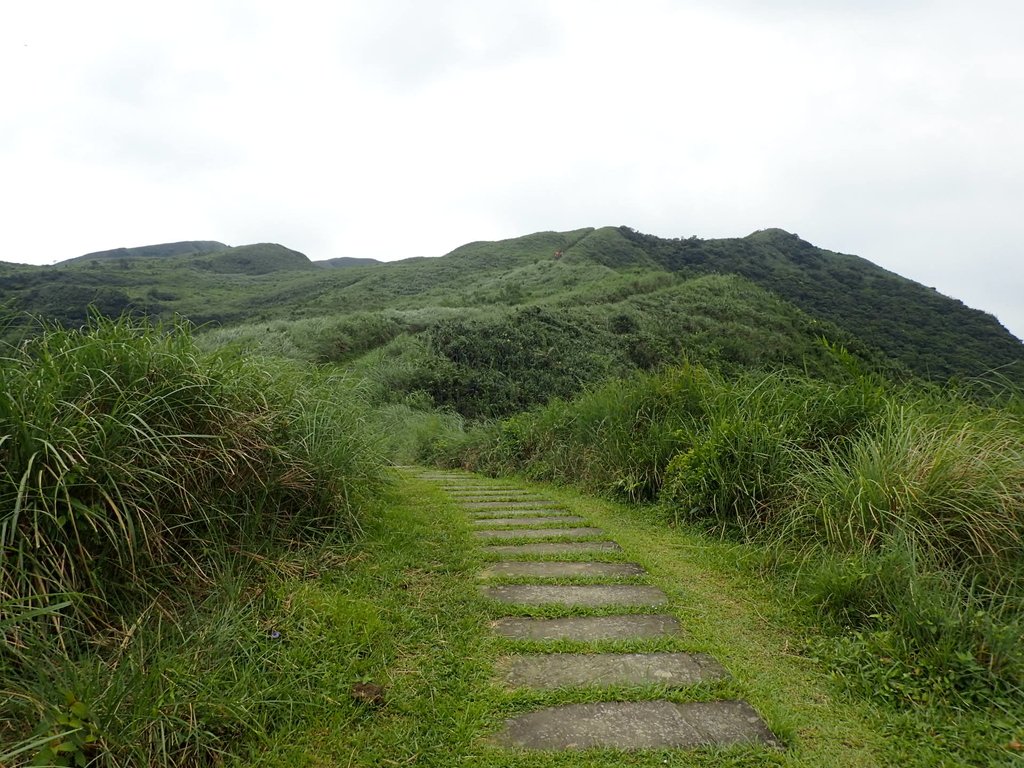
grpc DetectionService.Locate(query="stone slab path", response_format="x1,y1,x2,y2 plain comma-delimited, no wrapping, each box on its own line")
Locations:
479,561,646,578
470,508,567,518
497,652,729,689
483,541,622,556
491,700,778,750
472,527,606,540
482,584,668,607
423,470,781,754
473,515,586,526
491,614,682,641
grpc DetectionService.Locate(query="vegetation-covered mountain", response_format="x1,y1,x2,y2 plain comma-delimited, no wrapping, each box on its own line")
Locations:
2,227,1021,401
68,240,229,263
5,227,1024,766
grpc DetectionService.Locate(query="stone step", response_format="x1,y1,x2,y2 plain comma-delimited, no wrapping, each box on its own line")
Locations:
473,527,604,540
482,541,622,556
456,497,545,504
491,614,680,641
472,516,586,527
491,700,780,750
450,493,540,499
479,562,646,579
464,500,556,509
481,584,667,607
496,652,728,689
470,508,566,518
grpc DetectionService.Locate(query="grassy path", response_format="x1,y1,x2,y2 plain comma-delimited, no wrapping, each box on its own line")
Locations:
233,471,907,766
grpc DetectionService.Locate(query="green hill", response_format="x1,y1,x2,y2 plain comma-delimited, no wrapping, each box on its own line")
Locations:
197,243,315,275
319,256,384,269
1,227,1020,397
69,240,229,262
617,227,1023,380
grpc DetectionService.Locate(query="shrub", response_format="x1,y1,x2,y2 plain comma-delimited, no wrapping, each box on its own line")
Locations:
0,315,386,764
0,315,383,636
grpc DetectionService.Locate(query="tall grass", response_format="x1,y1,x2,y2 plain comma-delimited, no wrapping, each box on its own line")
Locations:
440,361,1024,698
0,315,386,765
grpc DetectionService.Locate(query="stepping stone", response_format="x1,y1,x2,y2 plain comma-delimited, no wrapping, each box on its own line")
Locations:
473,527,604,540
496,652,728,689
491,614,680,641
471,508,566,518
481,584,666,607
465,501,558,510
491,700,779,750
472,516,586,527
448,487,531,492
479,562,645,579
483,541,622,556
449,490,538,496
454,499,544,505
464,500,559,506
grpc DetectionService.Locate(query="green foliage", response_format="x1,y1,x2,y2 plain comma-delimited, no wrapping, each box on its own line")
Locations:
4,225,1019,387
410,307,621,418
0,316,377,628
619,226,1024,382
443,358,1024,702
196,243,315,275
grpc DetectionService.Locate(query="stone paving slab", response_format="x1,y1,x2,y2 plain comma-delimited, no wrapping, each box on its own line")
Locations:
496,652,728,689
481,584,667,607
450,493,544,499
472,516,586,527
462,500,558,507
491,700,779,750
479,562,646,579
471,508,566,518
482,541,622,556
465,500,557,509
456,501,544,507
473,527,605,540
491,614,680,641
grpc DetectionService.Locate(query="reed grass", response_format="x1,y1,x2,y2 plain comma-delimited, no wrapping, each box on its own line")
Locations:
439,360,1024,697
0,315,386,765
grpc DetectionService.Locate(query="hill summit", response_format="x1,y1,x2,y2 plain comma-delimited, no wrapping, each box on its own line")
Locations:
70,240,229,263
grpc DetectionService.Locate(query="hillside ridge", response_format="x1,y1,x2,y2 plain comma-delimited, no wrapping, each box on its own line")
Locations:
2,226,1020,386
69,240,229,263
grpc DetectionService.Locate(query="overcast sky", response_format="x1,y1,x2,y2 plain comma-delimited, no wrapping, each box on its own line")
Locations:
2,1,1022,339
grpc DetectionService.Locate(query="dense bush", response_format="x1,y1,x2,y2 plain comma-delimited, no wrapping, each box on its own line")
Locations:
410,307,621,419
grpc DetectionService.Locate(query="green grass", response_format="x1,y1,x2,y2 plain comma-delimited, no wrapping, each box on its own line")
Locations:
433,363,1024,763
6,458,1021,764
224,471,1004,767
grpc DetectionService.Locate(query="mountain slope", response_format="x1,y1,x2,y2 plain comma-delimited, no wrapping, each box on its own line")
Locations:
197,243,315,275
617,227,1022,380
69,240,229,262
1,227,1020,388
